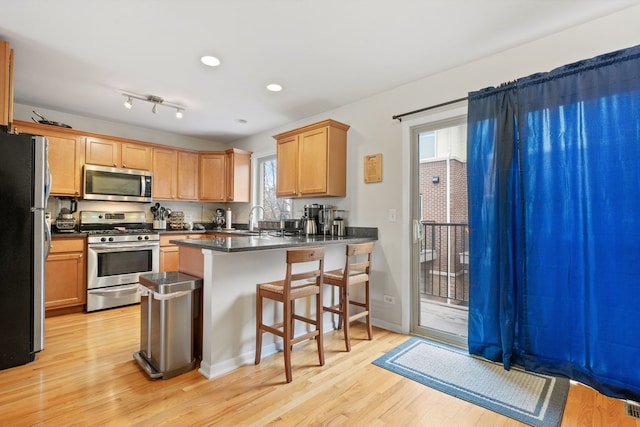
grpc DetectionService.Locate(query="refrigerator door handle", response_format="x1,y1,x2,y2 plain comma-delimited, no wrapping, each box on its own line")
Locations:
44,215,52,258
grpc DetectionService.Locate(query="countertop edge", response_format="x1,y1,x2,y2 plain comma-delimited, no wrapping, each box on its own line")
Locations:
170,235,377,252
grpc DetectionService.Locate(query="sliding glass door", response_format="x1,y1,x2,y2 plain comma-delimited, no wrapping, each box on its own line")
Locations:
410,112,469,348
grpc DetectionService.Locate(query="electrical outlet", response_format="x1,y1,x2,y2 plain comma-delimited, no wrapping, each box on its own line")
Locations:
388,209,397,223
185,214,193,220
383,295,396,304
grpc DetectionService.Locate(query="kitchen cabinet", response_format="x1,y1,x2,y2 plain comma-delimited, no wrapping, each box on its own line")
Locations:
85,136,152,170
45,237,86,316
0,40,14,130
274,119,349,198
153,148,199,201
152,147,178,200
225,148,251,202
178,151,199,200
199,150,251,202
13,121,85,197
198,152,226,202
159,234,204,272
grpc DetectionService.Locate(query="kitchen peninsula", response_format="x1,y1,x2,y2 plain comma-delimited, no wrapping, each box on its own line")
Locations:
172,230,377,379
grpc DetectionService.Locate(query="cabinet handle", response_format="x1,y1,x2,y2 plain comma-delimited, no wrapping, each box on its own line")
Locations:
113,163,117,167
122,164,126,168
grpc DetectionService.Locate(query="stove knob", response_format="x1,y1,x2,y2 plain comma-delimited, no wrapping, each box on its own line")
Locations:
108,237,114,242
138,236,143,241
100,237,107,242
144,235,149,240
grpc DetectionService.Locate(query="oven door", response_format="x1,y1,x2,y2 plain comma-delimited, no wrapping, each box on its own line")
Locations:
87,243,159,290
86,242,159,312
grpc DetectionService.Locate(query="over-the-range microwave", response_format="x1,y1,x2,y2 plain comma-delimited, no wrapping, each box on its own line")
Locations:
83,164,153,202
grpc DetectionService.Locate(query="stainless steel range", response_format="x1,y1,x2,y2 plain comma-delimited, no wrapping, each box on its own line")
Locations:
80,211,159,312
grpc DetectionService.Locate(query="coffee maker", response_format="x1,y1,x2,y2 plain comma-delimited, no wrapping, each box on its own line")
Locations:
303,204,320,235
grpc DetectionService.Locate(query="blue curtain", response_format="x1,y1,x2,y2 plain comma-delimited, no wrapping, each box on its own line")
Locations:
467,45,640,401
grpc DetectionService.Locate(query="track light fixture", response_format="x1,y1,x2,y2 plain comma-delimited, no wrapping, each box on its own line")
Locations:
121,92,185,119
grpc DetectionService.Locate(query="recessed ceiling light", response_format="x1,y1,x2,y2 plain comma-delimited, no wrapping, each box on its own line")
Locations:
266,83,283,92
234,118,248,124
201,55,221,67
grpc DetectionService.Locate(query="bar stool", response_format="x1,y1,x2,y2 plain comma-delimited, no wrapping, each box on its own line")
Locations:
255,247,325,383
322,241,374,351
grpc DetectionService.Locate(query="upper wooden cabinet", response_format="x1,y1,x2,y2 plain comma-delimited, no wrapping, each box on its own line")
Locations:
274,119,349,198
13,119,248,202
152,148,199,201
199,149,251,202
13,121,84,197
177,151,199,200
198,152,226,202
225,148,251,202
0,40,14,130
152,147,178,200
85,136,152,170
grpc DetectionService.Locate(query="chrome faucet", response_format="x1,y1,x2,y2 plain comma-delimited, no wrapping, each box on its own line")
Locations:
248,205,265,231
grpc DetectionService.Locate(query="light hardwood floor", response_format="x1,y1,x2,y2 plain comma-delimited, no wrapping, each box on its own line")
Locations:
0,305,637,426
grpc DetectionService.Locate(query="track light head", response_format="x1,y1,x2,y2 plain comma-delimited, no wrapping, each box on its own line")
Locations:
124,96,133,109
152,103,158,114
175,108,183,119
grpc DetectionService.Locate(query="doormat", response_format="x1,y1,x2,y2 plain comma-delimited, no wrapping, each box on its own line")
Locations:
372,337,569,427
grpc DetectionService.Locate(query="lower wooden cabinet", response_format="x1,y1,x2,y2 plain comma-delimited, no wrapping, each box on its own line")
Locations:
159,234,203,272
46,237,86,316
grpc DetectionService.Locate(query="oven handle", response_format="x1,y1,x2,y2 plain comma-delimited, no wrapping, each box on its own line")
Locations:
88,284,140,298
88,244,159,252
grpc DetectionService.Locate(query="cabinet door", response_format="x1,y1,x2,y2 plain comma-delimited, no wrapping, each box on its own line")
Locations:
160,246,179,272
177,151,198,200
0,41,11,128
276,135,299,197
199,152,226,201
85,137,120,167
298,127,328,195
48,133,84,197
45,252,85,310
152,148,178,200
225,149,251,202
14,122,84,197
121,142,152,170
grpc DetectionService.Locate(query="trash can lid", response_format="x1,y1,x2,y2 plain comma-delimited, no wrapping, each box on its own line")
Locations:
139,272,203,294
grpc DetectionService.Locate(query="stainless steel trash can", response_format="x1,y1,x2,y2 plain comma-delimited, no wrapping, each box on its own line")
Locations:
133,272,202,380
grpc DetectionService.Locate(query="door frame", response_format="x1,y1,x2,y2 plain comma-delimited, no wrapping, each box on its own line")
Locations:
401,103,468,346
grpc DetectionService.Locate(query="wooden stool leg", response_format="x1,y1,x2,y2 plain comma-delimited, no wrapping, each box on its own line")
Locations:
365,281,373,340
283,298,293,383
343,285,351,352
316,290,324,366
255,288,263,365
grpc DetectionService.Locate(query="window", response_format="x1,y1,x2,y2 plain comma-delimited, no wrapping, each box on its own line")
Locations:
257,154,291,220
419,131,436,161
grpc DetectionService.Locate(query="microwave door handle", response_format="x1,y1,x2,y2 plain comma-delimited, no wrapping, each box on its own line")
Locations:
140,175,146,197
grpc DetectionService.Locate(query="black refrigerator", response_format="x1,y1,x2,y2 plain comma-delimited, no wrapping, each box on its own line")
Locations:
0,131,50,370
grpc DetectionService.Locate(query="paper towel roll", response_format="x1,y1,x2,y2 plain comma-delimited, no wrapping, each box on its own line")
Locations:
225,208,232,229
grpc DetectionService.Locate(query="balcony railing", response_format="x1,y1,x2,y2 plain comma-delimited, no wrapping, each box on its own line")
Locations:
419,222,469,306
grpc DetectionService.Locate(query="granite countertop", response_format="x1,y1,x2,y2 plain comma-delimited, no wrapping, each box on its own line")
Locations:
170,228,377,253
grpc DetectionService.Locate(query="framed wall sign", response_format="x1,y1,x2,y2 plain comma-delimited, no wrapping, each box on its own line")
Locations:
364,153,382,183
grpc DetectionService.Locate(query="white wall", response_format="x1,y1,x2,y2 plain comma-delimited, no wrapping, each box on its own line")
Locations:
229,6,640,334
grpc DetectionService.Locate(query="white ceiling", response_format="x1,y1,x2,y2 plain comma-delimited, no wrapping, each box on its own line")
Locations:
2,1,638,143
